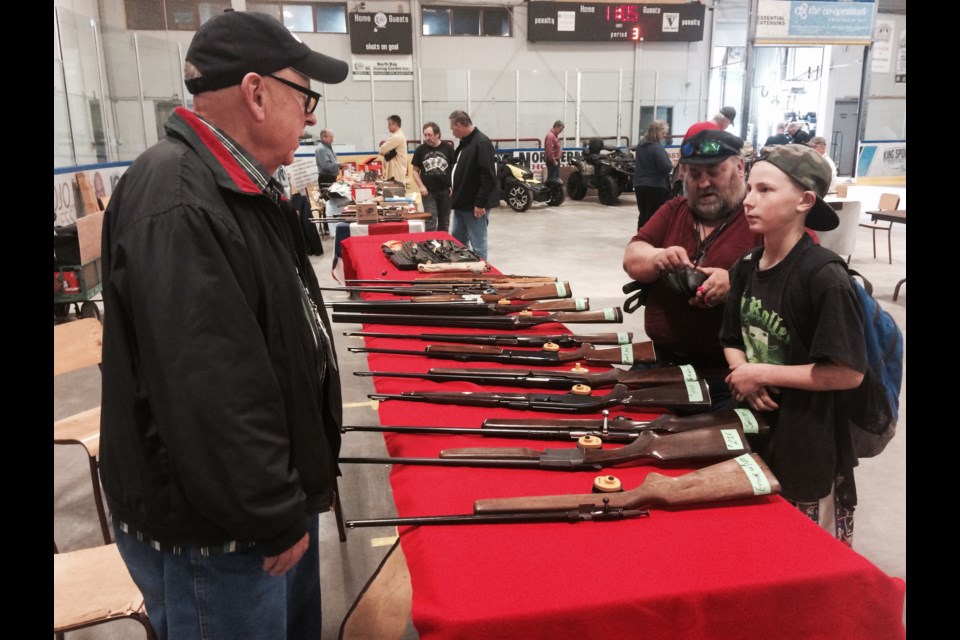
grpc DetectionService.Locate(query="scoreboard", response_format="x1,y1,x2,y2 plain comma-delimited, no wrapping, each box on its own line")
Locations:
527,2,706,43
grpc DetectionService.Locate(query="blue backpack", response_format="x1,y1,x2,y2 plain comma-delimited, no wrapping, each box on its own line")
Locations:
844,271,903,457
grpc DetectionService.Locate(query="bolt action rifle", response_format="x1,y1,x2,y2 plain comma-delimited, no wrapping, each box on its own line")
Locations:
344,331,634,347
331,308,624,329
368,381,710,413
327,297,590,316
339,422,750,471
348,341,655,366
354,362,686,388
320,281,575,301
340,408,770,443
345,453,780,527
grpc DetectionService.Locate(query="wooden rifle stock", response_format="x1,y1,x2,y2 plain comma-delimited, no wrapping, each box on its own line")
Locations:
475,453,780,513
437,425,750,468
367,381,711,413
354,363,689,389
344,454,780,527
331,308,624,329
343,331,635,347
348,342,656,366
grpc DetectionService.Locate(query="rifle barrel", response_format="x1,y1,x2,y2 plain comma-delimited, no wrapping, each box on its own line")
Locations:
339,456,549,469
339,424,643,442
346,508,649,528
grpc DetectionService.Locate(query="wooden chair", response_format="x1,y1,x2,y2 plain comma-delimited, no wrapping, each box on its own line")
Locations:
859,193,901,264
54,318,111,544
54,542,156,639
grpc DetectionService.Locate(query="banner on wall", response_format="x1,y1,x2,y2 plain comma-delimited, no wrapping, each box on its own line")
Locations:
755,0,877,45
54,165,128,227
871,18,894,73
351,55,414,80
895,29,906,83
856,141,906,180
349,12,412,54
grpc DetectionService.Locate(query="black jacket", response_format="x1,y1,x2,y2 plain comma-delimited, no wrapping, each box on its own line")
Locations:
99,108,342,556
451,128,500,210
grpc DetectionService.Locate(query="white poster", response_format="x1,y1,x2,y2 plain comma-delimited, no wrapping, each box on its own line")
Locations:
352,55,413,80
871,19,894,73
895,29,906,82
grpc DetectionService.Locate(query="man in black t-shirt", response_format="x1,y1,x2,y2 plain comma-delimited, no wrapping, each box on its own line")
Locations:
411,122,455,232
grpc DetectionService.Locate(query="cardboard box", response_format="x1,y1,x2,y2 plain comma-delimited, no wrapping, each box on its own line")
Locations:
356,203,378,224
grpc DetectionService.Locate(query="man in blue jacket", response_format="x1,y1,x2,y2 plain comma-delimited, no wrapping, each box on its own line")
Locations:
448,110,499,260
99,10,347,638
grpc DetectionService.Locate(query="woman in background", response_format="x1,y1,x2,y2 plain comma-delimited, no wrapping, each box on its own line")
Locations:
633,120,674,229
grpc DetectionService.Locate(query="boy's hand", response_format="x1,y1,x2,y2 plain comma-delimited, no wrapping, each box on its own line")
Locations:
726,363,780,410
690,267,729,308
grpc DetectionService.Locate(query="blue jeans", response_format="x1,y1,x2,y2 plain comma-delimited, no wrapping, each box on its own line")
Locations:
451,208,489,260
421,189,452,233
114,514,321,640
546,162,560,183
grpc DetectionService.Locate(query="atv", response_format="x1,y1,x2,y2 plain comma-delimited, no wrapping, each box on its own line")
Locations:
566,138,635,206
498,156,565,212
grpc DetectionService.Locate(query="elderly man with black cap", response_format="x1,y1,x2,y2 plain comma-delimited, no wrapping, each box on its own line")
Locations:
622,128,762,410
99,10,349,638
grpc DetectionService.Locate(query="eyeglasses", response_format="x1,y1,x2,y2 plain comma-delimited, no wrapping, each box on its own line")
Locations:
680,138,740,159
265,74,320,115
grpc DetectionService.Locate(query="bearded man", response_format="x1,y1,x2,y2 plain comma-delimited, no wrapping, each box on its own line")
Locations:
622,129,761,410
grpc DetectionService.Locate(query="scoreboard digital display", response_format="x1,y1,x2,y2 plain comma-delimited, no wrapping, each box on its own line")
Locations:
527,2,706,43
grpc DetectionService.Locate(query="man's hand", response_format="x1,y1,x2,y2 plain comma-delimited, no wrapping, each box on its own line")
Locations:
653,246,695,274
473,206,487,218
726,363,780,411
419,187,429,197
262,532,309,577
690,267,730,308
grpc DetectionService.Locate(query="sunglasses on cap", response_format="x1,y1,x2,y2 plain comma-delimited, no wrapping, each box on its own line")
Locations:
680,138,741,159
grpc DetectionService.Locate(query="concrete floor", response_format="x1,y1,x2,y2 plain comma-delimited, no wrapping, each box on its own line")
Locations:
54,186,906,638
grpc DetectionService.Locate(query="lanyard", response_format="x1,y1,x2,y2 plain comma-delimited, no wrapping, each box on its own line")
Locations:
692,215,731,266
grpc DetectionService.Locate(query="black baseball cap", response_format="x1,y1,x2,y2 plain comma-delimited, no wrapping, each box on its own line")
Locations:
185,10,349,95
720,106,737,124
679,130,744,166
755,145,839,231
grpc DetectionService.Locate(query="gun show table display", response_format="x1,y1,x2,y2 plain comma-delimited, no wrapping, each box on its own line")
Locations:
335,232,906,640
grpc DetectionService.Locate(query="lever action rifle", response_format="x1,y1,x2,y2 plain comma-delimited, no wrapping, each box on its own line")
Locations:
354,363,688,389
368,381,711,413
331,308,624,329
345,453,780,527
348,341,655,366
339,423,750,471
344,331,634,347
340,408,770,443
327,297,590,316
320,281,574,301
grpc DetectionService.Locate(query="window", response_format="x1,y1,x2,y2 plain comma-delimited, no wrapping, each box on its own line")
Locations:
422,6,511,37
125,1,230,31
126,1,348,33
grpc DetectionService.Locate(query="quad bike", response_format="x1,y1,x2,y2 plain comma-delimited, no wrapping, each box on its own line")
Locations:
498,157,565,212
565,138,635,206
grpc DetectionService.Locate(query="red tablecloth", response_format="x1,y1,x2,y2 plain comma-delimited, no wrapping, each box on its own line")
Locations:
339,232,906,640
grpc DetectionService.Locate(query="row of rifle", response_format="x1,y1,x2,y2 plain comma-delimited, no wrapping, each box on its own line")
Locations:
328,272,781,527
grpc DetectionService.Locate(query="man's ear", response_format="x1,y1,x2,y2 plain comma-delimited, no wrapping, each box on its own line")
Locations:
240,73,268,122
